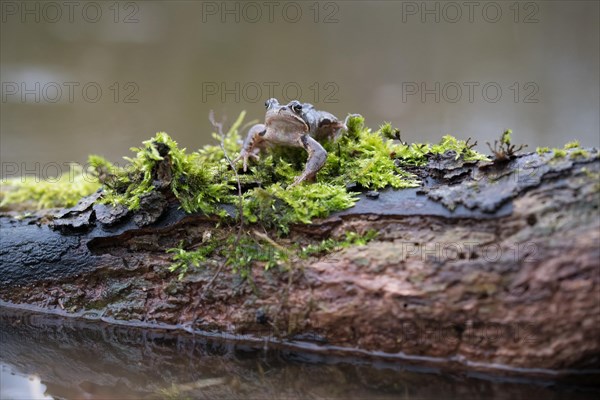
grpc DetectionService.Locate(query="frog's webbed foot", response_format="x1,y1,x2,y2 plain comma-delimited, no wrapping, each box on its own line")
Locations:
233,124,266,172
290,135,327,187
233,150,261,172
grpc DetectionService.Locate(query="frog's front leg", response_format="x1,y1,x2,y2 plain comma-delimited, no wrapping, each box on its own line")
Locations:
290,135,328,187
233,123,266,171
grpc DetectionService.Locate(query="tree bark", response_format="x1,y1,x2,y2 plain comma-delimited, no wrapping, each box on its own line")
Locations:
1,149,599,378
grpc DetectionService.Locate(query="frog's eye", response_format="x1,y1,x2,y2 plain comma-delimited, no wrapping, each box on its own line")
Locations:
292,103,303,113
265,98,278,109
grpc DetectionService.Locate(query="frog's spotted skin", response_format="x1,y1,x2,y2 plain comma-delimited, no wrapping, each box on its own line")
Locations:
234,98,353,186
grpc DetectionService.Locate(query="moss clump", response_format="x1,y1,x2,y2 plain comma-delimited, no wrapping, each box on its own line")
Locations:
299,230,377,258
318,117,420,189
315,117,487,190
552,149,567,159
243,182,358,233
224,234,291,278
536,147,550,155
501,129,512,145
569,149,590,159
550,142,594,160
197,111,251,165
379,122,401,140
431,135,489,162
390,134,488,167
166,231,288,280
167,239,219,280
564,140,581,149
93,132,233,215
0,164,99,210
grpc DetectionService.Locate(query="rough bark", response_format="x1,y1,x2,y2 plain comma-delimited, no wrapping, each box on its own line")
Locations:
1,149,599,379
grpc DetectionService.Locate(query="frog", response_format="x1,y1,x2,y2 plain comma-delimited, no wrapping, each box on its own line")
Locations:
233,98,354,186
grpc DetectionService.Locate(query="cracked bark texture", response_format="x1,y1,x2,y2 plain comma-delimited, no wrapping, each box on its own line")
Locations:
0,149,599,377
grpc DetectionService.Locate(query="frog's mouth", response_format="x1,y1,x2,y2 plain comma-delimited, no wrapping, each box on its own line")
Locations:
267,107,309,130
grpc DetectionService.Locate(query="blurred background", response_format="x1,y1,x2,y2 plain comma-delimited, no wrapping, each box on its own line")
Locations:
1,0,598,175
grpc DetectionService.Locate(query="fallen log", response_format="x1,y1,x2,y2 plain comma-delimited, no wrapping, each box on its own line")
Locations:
1,146,599,379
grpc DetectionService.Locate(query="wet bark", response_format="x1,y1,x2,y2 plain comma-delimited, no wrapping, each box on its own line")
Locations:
1,149,599,378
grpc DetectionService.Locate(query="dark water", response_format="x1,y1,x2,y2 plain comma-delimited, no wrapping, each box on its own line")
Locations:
1,307,598,400
1,1,599,176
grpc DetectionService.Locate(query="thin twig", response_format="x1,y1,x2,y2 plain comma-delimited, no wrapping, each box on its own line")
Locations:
209,110,245,236
202,111,245,296
252,229,288,252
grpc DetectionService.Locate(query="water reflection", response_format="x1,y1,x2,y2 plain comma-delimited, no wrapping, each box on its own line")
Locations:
1,307,598,400
0,363,52,400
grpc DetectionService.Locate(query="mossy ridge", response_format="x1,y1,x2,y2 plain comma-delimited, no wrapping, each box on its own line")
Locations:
8,114,591,229
1,113,492,219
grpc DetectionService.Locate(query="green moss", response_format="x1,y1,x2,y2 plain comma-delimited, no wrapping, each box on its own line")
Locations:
501,129,512,145
552,149,567,159
536,147,550,155
487,129,527,161
569,149,590,159
564,140,580,149
226,234,290,278
379,122,400,140
299,230,377,258
167,229,377,280
166,232,287,280
95,132,232,215
319,119,421,189
431,135,489,162
0,164,99,210
391,134,488,167
167,239,219,280
243,182,358,233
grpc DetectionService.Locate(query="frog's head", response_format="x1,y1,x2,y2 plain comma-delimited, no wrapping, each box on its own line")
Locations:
264,98,309,132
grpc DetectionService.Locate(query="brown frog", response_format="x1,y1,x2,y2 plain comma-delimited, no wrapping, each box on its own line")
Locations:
234,98,354,186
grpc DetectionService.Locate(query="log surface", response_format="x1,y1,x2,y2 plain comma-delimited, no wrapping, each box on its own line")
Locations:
1,149,599,376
